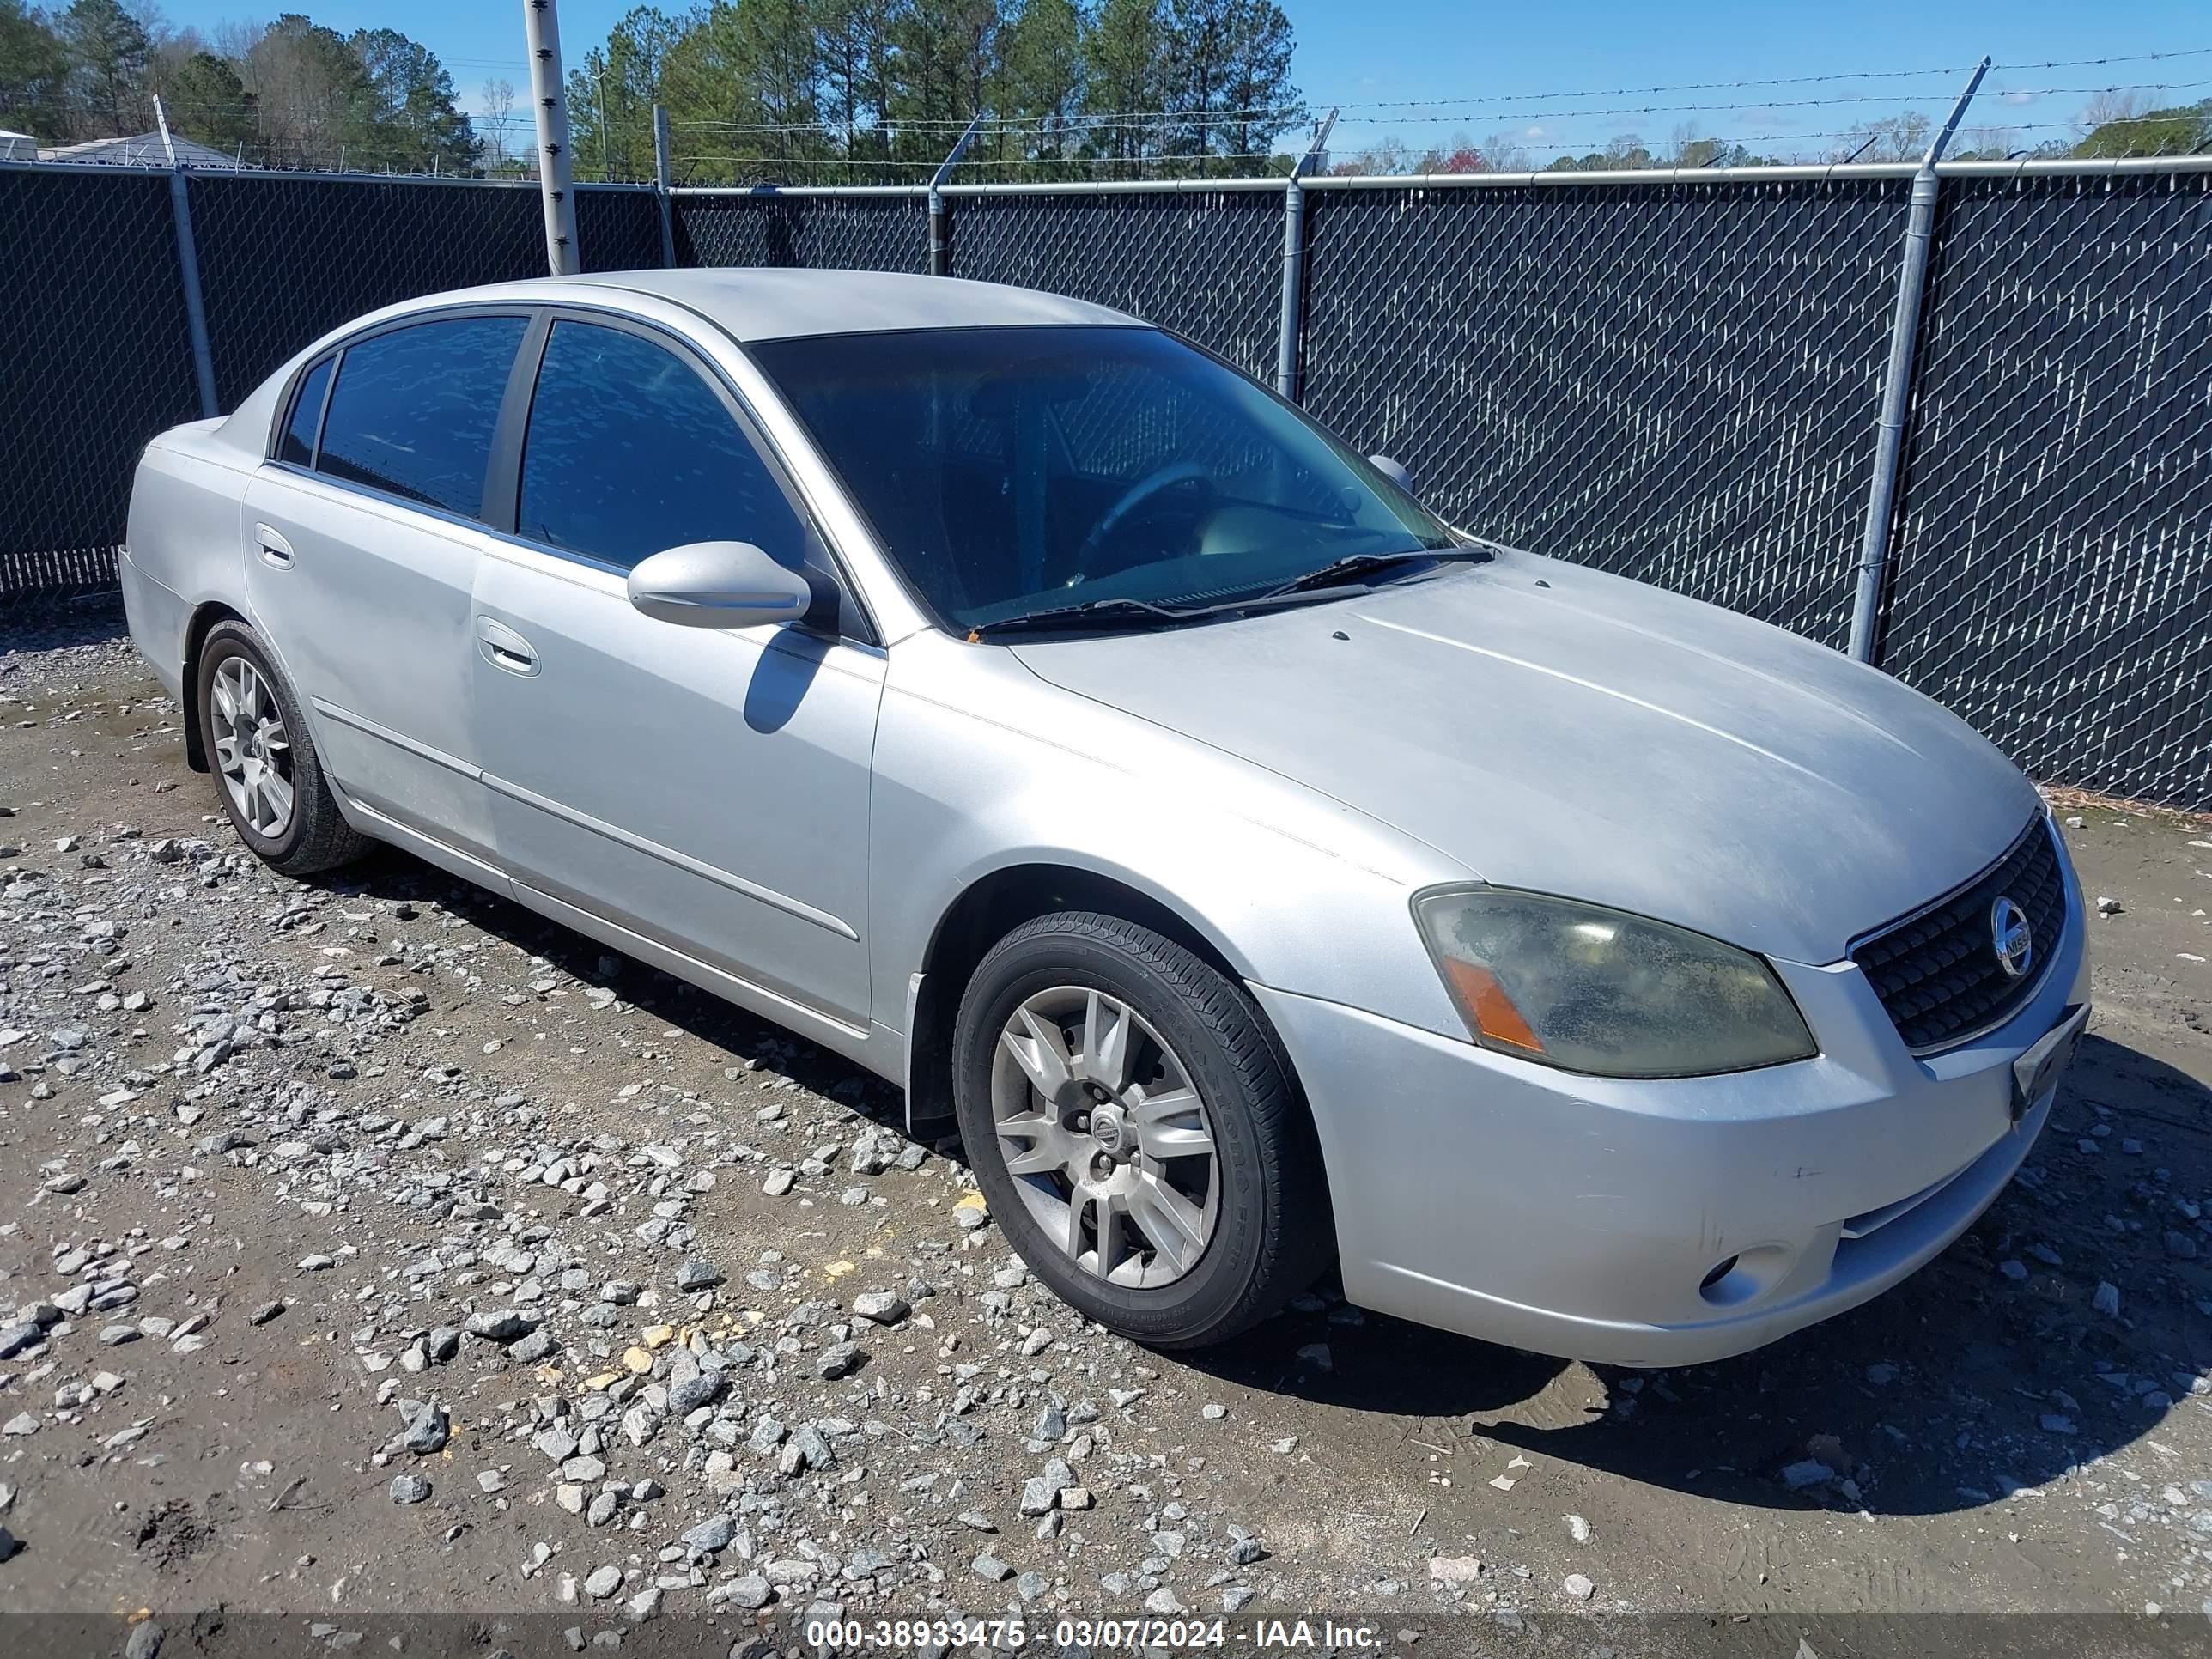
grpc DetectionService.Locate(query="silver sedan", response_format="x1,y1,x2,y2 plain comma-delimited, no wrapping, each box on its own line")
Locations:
120,270,2088,1363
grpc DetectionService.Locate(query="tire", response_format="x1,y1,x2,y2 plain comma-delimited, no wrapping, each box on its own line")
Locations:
195,621,368,877
951,910,1330,1350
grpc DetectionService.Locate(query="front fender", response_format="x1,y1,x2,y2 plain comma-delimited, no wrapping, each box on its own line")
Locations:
867,632,1470,1041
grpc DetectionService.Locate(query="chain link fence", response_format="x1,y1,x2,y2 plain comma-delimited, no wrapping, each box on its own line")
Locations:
944,187,1286,380
1302,178,1909,648
0,170,665,599
576,185,666,275
1881,169,2212,806
0,167,198,592
191,175,544,410
2,156,2207,808
675,191,924,271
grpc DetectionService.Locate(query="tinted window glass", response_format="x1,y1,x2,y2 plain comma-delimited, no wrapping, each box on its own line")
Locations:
750,326,1454,630
317,315,526,516
518,321,807,573
279,356,331,466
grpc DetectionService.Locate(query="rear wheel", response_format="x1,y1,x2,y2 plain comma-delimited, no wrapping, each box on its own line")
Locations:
196,621,367,876
951,910,1329,1349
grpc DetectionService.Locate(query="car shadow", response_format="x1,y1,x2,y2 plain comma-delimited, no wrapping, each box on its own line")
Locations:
308,842,911,1119
1182,1031,2212,1518
0,588,125,653
310,836,2209,1520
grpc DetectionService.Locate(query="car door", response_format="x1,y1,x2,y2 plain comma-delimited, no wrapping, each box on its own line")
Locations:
471,312,883,1033
243,310,529,863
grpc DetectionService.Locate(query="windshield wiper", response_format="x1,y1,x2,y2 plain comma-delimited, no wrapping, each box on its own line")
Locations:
966,596,1206,641
968,584,1367,641
1262,545,1490,599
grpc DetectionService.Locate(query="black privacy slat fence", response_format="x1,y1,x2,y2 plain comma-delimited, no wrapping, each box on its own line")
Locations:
0,167,198,590
1300,178,1909,647
2,156,2208,811
1881,170,2212,807
190,175,547,410
945,187,1287,380
673,192,924,272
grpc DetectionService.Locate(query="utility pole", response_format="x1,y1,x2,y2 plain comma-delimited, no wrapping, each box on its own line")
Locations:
523,0,580,276
927,116,981,278
1275,108,1338,403
1847,57,1987,664
653,104,675,268
154,94,218,420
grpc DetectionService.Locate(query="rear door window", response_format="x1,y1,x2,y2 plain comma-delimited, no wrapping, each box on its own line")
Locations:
316,314,526,518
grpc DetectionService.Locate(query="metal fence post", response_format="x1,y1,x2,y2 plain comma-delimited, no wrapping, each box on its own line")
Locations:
928,118,981,276
155,95,218,418
1847,58,1987,664
1275,110,1337,403
653,104,676,266
523,0,581,276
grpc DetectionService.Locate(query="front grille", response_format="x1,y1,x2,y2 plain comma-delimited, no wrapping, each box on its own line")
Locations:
1850,818,2068,1052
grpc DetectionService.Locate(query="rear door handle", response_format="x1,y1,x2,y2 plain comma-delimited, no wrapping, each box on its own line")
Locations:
255,524,295,568
476,615,540,677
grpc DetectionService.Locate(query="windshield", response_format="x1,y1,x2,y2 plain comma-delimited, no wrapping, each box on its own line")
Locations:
748,325,1458,632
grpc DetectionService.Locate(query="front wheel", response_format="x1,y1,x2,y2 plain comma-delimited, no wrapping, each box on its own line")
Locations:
951,911,1330,1349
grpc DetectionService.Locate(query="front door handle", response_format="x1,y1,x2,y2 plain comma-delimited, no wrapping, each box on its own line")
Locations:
476,615,540,677
255,524,295,568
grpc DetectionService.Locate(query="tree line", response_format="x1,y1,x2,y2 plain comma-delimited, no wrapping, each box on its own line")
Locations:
4,1,2201,182
0,1,482,173
568,0,1304,183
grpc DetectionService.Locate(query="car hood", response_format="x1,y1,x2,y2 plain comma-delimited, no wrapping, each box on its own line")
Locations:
1008,551,2043,965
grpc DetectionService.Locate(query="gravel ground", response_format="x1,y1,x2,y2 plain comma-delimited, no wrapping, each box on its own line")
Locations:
3,605,2211,1655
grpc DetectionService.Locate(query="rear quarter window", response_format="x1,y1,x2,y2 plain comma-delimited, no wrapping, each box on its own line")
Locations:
315,315,526,518
278,356,332,466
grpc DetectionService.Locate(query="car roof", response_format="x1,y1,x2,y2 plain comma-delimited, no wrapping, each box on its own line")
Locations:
546,268,1145,342
215,270,1154,476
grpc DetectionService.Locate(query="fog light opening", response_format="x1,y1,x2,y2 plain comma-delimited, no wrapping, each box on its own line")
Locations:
1697,1243,1794,1309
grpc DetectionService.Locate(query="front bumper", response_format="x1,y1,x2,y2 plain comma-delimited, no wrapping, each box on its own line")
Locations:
1255,862,2088,1368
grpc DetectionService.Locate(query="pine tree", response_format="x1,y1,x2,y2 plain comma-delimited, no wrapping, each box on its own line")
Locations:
59,0,149,137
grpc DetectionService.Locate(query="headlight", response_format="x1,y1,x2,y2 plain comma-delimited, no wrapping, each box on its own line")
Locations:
1412,887,1817,1079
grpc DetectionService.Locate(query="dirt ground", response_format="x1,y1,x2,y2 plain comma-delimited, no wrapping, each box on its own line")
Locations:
3,599,2210,1658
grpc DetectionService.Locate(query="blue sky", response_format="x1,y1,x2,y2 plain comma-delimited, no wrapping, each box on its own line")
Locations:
159,0,2212,162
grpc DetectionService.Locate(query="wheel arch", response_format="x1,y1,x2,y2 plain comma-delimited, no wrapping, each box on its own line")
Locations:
904,860,1261,1131
179,600,251,773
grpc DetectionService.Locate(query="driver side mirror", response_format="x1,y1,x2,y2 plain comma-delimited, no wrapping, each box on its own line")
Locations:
627,540,812,629
1368,454,1415,495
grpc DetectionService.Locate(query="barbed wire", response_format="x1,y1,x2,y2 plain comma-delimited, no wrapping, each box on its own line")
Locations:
660,78,2212,142
1306,44,2212,110
49,43,2205,136
665,105,2212,173
22,43,2207,179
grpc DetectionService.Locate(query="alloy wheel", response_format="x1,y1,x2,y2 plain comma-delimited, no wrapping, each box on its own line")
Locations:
210,655,295,838
989,985,1220,1287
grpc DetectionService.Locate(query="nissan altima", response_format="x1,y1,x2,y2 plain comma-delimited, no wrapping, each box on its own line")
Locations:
119,269,2088,1363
